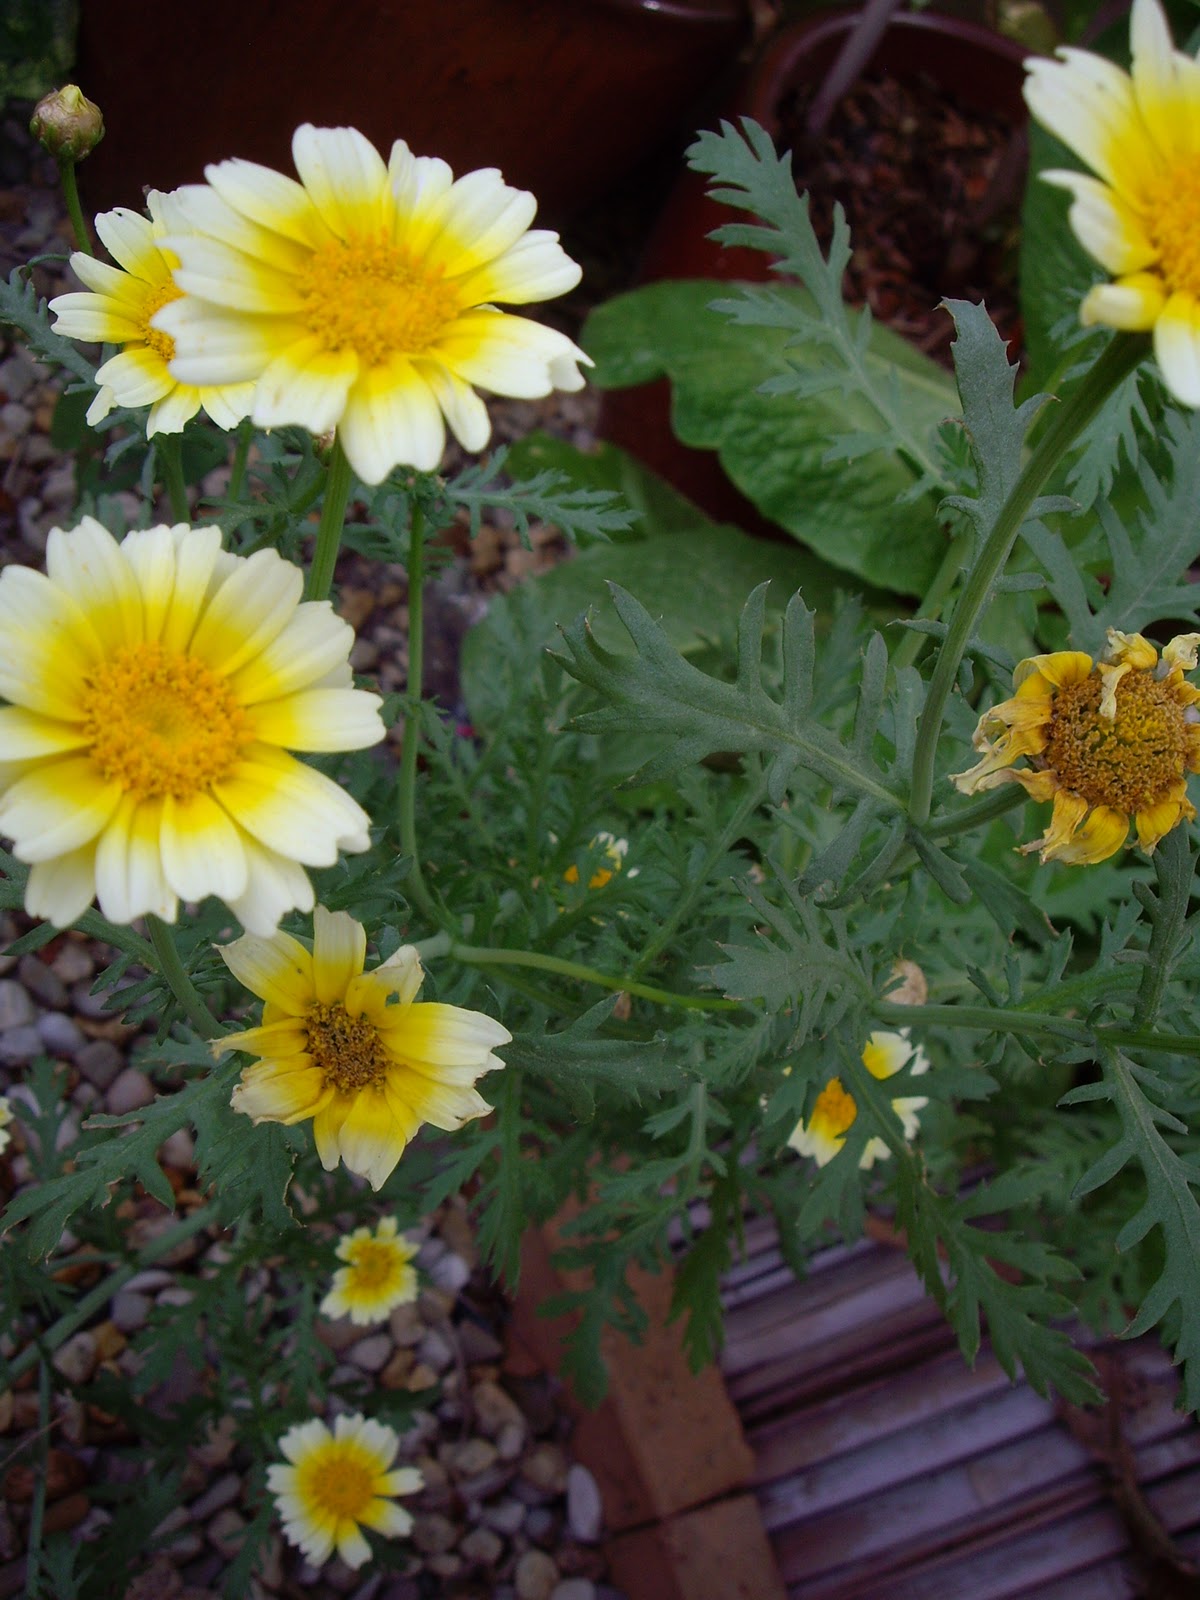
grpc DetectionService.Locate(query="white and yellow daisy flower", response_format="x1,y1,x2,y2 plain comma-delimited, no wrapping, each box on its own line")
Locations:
154,124,590,485
268,1412,422,1569
0,1097,13,1156
0,518,383,933
788,1030,930,1169
563,831,632,890
320,1216,419,1326
1024,0,1200,403
49,190,256,436
217,906,510,1189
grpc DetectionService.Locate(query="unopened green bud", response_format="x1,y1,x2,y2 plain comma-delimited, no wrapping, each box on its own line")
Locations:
30,85,105,164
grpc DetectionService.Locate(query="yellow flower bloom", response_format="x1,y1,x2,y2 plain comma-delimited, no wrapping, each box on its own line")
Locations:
267,1412,422,1569
1023,0,1200,403
787,1030,930,1169
49,191,255,436
320,1216,419,1326
218,906,510,1190
0,1097,13,1156
563,831,631,890
154,124,589,485
953,629,1200,864
0,518,382,932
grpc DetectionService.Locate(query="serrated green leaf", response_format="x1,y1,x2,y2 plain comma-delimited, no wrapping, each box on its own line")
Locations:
506,999,680,1118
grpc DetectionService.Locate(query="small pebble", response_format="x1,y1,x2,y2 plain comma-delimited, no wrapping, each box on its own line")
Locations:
522,1442,569,1496
75,1038,123,1089
188,1472,241,1521
50,942,93,984
457,1321,504,1364
566,1464,603,1544
411,1511,458,1555
389,1302,423,1346
552,1583,597,1600
496,1420,528,1460
0,1025,42,1065
52,1331,97,1385
207,1507,246,1559
315,1317,362,1353
429,1251,471,1294
472,1379,525,1436
18,955,67,1008
526,1507,561,1547
35,1012,85,1056
106,1067,154,1115
348,1333,392,1373
447,1437,497,1478
416,1327,454,1373
516,1549,560,1600
460,1525,504,1566
109,1291,152,1334
484,1499,527,1537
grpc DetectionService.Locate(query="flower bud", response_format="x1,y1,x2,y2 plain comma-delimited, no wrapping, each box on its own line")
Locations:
30,86,105,163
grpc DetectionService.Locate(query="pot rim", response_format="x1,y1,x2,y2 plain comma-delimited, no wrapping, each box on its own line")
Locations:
742,7,1032,131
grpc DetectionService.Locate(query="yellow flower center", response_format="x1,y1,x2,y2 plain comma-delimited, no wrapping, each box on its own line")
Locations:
811,1077,858,1139
1147,163,1200,299
140,281,183,363
306,1001,391,1093
346,1238,402,1292
1045,668,1189,812
297,233,461,366
80,643,247,802
307,1446,375,1520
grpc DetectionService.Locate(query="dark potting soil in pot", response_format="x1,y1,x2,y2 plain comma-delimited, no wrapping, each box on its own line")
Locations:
777,68,1025,367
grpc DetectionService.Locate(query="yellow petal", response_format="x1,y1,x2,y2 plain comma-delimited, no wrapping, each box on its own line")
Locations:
311,906,367,1004
219,927,315,1012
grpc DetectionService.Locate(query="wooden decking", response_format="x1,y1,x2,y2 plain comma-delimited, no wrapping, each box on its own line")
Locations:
719,1216,1200,1598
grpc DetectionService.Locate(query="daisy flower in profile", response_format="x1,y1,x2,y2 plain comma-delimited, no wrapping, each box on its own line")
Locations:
155,124,590,485
563,831,632,890
0,518,383,933
268,1412,422,1569
217,906,510,1189
788,1031,930,1169
49,190,255,436
0,1097,13,1156
320,1217,419,1326
1024,0,1200,403
953,630,1200,865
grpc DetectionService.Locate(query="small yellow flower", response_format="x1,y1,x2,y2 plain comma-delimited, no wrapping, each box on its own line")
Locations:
788,1031,930,1169
49,191,255,436
267,1412,422,1569
0,519,382,932
563,831,630,890
320,1217,419,1326
0,1097,13,1156
953,630,1200,864
217,906,510,1190
154,124,590,485
1023,0,1200,404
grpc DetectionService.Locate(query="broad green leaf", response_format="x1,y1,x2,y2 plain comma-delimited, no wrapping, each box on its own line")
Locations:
583,278,956,593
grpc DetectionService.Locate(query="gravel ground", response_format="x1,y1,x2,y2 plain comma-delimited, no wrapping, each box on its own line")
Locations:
0,110,622,1600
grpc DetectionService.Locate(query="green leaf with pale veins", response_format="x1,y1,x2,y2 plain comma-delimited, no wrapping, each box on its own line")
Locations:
583,277,955,593
507,999,681,1118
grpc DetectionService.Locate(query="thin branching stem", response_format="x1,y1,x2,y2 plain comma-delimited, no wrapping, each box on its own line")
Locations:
147,915,221,1037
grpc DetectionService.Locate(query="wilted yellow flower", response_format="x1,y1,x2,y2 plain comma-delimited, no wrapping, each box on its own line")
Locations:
0,519,382,932
953,630,1200,864
788,1031,929,1169
218,906,509,1190
0,1097,13,1156
154,124,589,484
49,191,255,436
320,1217,419,1326
1024,0,1200,403
268,1413,421,1569
563,831,631,890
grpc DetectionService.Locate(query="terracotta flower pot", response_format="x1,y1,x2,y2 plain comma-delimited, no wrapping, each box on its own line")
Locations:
75,0,751,221
599,8,1031,532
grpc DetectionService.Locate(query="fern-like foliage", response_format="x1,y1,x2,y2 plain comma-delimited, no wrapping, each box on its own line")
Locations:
555,582,903,811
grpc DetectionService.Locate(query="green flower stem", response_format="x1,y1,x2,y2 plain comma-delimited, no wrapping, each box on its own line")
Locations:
924,784,1026,843
146,914,221,1037
7,1203,215,1386
58,160,92,255
907,331,1152,825
398,501,438,923
891,533,972,672
451,942,741,1012
874,997,1200,1058
305,437,354,603
157,433,189,522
